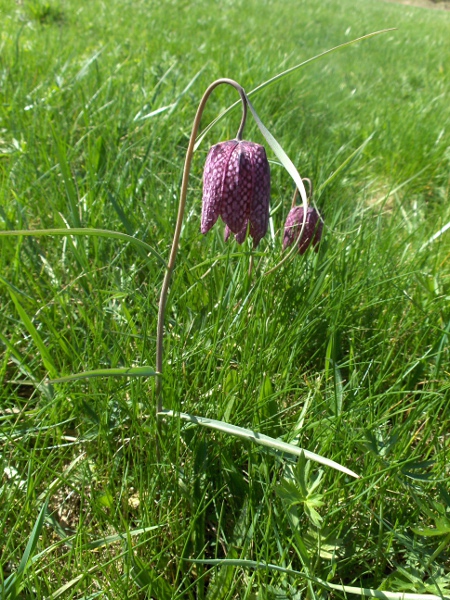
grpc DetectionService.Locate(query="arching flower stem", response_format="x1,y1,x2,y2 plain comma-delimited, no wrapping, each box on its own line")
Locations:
156,79,248,416
291,178,313,208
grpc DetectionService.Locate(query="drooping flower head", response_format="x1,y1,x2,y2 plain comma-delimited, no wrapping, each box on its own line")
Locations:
282,205,323,254
201,140,270,248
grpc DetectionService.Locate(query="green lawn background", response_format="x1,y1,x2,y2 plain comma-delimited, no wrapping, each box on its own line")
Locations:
1,0,449,598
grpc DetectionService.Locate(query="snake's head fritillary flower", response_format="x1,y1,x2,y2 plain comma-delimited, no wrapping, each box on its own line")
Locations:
282,206,323,254
201,140,270,248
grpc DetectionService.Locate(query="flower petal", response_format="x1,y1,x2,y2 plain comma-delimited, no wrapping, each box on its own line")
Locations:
224,223,248,244
248,144,270,247
202,139,271,247
282,206,303,250
220,142,252,234
282,206,322,254
201,141,238,234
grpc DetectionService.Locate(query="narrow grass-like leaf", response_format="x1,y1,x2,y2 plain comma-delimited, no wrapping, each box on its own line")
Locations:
167,65,206,116
316,133,375,195
187,559,447,600
243,93,310,272
53,133,81,228
134,104,174,121
1,499,49,598
37,453,86,502
49,366,156,384
194,29,396,149
420,220,450,251
47,576,84,600
244,93,309,212
29,524,163,569
17,499,49,574
411,524,450,537
2,279,57,378
0,228,166,266
86,525,164,549
158,410,359,478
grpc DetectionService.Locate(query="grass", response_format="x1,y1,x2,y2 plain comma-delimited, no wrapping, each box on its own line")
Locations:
1,0,449,597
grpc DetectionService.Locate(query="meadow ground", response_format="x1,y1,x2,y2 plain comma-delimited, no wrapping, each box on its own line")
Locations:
1,0,450,598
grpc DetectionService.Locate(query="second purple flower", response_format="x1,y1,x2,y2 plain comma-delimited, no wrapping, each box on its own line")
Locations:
201,140,270,248
282,206,323,254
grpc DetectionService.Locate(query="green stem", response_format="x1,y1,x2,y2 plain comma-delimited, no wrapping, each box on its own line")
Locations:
291,178,313,208
155,78,248,416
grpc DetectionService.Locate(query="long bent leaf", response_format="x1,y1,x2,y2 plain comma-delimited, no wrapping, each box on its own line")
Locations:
187,559,447,600
0,228,166,266
50,366,156,384
194,29,395,150
158,410,358,478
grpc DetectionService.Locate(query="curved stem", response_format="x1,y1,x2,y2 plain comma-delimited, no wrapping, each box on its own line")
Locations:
156,78,248,415
290,178,312,208
235,87,247,141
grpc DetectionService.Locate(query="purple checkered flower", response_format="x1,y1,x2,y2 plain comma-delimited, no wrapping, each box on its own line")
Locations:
282,206,323,254
201,139,270,248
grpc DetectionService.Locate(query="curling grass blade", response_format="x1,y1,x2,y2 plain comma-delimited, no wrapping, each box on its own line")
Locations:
159,410,359,478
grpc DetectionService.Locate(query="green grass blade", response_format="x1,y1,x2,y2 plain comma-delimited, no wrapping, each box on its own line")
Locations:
2,279,57,379
316,133,375,195
159,410,359,478
49,366,157,384
17,499,49,574
53,133,81,228
1,499,49,598
244,93,309,211
187,559,447,600
47,575,85,600
420,220,450,251
86,525,165,549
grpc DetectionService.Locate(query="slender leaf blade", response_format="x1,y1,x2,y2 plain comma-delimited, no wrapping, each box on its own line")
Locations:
194,29,396,150
1,499,49,598
0,228,166,266
50,366,156,383
159,410,359,478
3,281,57,378
187,559,446,600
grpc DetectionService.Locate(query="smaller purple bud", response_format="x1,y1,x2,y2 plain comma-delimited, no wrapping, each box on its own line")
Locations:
283,206,323,254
